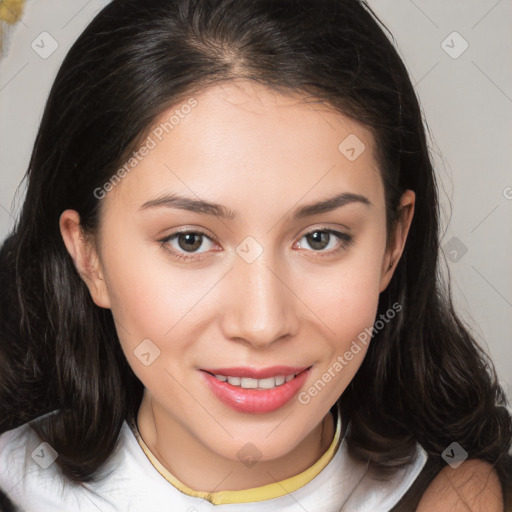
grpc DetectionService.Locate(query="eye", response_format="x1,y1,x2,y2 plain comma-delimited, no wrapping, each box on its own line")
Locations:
295,228,353,257
158,227,353,263
158,230,217,261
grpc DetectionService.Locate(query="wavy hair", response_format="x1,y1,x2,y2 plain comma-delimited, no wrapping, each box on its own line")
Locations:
0,0,510,509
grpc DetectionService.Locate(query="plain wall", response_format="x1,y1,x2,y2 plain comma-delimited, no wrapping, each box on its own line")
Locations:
0,1,511,401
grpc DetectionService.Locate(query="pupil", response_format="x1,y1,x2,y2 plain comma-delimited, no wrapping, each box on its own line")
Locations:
308,231,328,250
179,233,201,252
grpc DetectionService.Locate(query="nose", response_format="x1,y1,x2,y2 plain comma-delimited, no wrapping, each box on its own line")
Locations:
220,248,300,350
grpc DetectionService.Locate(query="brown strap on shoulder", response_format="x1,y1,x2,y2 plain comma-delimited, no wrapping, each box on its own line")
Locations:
388,456,444,512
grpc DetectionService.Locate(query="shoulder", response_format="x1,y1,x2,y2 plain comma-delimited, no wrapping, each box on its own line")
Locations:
417,458,503,512
0,419,35,482
0,419,40,508
0,413,115,511
0,411,61,468
0,417,191,511
340,440,431,511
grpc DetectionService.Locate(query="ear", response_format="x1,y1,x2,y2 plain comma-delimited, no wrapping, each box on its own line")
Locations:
379,190,415,293
59,209,111,308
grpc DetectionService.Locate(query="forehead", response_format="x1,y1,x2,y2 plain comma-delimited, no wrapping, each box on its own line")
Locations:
103,80,384,218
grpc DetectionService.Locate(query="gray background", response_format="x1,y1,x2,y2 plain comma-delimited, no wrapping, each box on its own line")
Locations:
0,1,511,403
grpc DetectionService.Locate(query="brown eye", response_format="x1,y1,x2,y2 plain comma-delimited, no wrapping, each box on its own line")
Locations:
159,230,216,261
176,233,204,252
304,231,331,250
296,228,353,256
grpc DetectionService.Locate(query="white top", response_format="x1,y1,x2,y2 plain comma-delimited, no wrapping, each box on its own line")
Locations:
0,410,427,512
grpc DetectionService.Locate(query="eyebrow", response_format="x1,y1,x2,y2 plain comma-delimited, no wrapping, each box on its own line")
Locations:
139,192,371,220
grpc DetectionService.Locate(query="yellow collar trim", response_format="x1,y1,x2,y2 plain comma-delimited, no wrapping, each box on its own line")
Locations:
133,405,342,505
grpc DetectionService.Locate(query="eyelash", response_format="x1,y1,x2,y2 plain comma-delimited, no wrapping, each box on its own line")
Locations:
158,227,354,262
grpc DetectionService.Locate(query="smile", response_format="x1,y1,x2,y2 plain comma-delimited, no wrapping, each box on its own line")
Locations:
211,373,296,389
200,366,312,414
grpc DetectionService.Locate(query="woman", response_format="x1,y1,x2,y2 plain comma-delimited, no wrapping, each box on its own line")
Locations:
0,0,510,510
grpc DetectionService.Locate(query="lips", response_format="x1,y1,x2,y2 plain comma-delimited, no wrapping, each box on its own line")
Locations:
200,366,311,414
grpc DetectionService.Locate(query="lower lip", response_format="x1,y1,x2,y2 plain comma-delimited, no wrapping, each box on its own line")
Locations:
201,369,311,414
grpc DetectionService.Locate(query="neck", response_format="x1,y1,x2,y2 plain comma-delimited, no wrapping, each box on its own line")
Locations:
136,392,335,492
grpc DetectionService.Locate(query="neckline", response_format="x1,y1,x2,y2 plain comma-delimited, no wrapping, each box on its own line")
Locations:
132,403,343,505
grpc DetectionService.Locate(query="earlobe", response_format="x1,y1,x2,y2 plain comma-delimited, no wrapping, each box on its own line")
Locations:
379,190,415,293
59,210,111,309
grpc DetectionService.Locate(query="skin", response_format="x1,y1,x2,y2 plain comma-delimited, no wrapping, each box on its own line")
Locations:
60,80,416,492
417,460,503,511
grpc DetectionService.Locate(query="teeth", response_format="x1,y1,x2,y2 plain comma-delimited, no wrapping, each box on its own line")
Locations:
240,377,258,389
258,377,277,389
214,374,296,389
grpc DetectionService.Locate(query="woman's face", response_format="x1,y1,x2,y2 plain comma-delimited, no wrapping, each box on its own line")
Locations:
62,80,413,464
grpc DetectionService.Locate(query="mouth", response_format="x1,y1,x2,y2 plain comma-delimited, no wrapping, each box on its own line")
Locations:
200,366,312,414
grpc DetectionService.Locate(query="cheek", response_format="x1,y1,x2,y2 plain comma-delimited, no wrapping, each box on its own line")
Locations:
97,230,199,371
101,252,208,406
310,237,386,338
302,229,387,400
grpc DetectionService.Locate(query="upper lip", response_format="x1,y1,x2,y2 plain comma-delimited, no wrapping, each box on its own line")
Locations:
201,366,311,379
